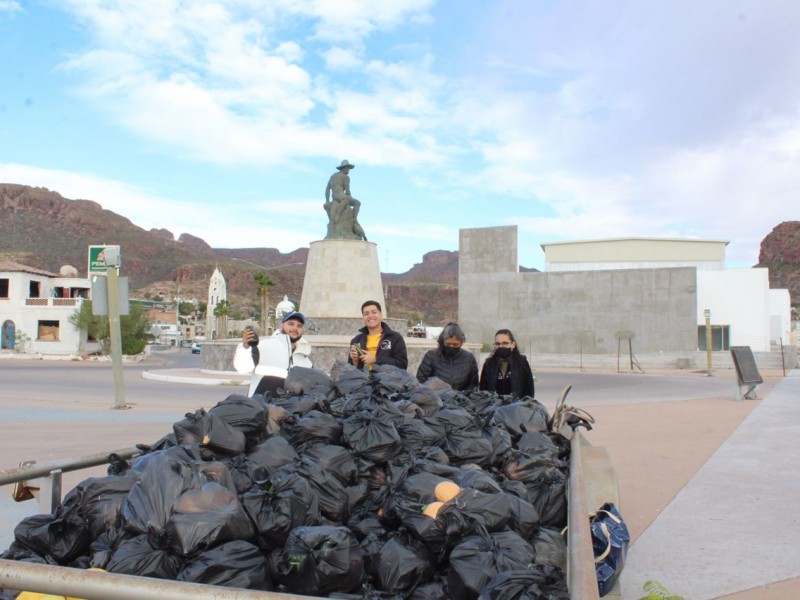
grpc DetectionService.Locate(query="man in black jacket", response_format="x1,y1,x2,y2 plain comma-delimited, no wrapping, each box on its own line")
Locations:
348,300,408,370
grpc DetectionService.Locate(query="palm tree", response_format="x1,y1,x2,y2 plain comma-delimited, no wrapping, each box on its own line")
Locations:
213,299,231,338
254,273,273,333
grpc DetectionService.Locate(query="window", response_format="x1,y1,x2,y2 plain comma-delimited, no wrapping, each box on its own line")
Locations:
29,280,41,298
0,279,8,298
37,320,60,341
697,325,730,351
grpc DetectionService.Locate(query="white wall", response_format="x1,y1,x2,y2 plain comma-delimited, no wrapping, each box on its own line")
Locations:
768,289,791,346
697,269,771,351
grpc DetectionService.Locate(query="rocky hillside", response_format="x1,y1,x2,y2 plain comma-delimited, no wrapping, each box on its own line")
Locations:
758,221,800,309
0,184,460,323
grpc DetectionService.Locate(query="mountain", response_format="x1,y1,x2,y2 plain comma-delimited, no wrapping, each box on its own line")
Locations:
0,184,461,323
758,221,800,310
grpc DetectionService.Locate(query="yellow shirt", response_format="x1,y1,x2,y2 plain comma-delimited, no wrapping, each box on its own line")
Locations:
366,332,381,369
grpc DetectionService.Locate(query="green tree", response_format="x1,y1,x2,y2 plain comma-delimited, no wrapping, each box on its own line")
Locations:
178,301,195,317
213,299,231,338
70,301,153,355
254,273,273,333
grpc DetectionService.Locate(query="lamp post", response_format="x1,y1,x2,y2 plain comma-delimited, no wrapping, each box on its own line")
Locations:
704,309,713,377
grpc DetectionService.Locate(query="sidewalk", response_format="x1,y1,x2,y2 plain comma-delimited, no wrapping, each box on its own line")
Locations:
141,367,249,386
618,370,800,599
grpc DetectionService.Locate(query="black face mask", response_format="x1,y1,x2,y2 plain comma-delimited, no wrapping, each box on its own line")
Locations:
442,345,460,358
494,347,512,359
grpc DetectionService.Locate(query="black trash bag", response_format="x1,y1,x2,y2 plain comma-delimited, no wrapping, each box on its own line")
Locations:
177,539,272,590
13,512,90,565
190,460,237,493
265,403,290,436
477,565,569,600
173,408,246,458
58,471,141,538
373,537,435,593
305,444,359,486
382,471,450,522
298,457,351,523
506,493,540,540
456,468,504,494
531,526,567,571
234,435,299,490
271,525,364,595
397,419,442,454
165,482,255,557
591,502,630,597
516,431,562,462
343,410,402,463
482,424,514,466
406,458,460,479
372,364,419,397
491,399,551,439
208,393,268,446
440,429,494,466
271,393,324,416
331,361,373,397
87,528,131,569
446,488,511,533
404,383,444,417
284,366,336,399
106,534,183,579
407,579,449,600
394,398,425,418
128,443,203,473
448,530,535,600
526,469,568,528
284,409,343,450
242,467,320,550
502,449,562,485
423,407,480,439
122,452,196,537
1,540,49,564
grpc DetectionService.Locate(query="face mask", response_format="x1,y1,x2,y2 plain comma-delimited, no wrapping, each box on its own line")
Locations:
442,345,460,358
495,347,512,359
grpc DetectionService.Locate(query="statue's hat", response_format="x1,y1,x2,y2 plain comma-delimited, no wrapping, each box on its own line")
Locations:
336,160,355,170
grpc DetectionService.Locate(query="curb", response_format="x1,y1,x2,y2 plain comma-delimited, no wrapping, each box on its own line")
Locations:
142,370,248,386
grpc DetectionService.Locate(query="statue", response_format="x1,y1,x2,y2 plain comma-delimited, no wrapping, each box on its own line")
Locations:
324,159,367,240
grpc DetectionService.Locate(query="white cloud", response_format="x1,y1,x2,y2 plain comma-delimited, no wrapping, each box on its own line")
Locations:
0,1,21,13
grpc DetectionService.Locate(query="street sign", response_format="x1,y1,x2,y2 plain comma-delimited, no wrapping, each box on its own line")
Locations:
91,276,130,316
88,245,121,276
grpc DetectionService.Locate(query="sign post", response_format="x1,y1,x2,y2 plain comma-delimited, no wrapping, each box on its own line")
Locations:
101,247,128,410
704,309,713,377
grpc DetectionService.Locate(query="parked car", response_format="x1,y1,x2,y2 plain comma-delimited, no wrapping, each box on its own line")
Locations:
191,341,201,354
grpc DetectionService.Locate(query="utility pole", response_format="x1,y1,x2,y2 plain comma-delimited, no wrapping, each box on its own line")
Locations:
704,309,713,377
104,247,128,409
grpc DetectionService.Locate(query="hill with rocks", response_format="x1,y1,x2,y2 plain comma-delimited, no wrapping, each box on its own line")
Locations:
758,221,800,310
0,184,461,324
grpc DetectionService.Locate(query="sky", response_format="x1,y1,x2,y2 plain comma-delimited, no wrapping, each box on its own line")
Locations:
1,1,798,274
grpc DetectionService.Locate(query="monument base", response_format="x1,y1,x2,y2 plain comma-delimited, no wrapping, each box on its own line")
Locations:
300,239,387,318
303,316,408,337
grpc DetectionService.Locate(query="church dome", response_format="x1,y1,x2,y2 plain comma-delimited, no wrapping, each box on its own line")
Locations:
275,295,295,320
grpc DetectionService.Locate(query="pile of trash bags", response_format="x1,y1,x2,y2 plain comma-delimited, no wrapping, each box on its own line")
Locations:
2,363,574,600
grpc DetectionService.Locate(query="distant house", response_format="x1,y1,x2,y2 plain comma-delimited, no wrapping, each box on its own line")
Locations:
0,261,95,354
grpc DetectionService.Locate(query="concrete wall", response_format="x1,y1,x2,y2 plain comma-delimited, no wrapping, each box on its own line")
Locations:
768,289,792,347
460,266,698,355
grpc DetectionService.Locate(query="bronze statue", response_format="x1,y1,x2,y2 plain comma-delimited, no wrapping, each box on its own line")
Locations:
324,159,367,240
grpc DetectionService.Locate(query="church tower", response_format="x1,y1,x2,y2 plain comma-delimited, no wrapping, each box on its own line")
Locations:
206,266,227,339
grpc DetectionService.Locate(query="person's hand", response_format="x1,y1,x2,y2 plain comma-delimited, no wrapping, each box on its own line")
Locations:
361,353,377,367
243,329,256,348
349,345,360,364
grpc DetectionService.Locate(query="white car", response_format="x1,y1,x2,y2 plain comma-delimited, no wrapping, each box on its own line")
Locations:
191,341,201,354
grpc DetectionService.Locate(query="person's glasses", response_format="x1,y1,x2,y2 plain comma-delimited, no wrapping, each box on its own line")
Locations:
494,341,513,347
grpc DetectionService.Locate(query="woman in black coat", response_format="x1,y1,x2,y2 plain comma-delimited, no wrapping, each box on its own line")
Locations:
479,328,534,399
416,323,479,391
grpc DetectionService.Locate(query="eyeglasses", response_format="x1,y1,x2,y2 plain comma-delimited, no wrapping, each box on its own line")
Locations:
493,341,513,347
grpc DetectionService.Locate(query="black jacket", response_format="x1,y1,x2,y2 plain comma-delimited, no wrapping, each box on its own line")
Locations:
479,352,535,399
348,322,408,369
416,348,479,391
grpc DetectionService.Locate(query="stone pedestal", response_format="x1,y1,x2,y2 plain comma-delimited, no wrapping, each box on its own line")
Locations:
300,239,385,317
300,239,407,336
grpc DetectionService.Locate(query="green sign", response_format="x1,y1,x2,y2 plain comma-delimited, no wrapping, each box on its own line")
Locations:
88,245,121,275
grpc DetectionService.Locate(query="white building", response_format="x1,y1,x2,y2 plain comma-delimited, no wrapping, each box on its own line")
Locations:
206,266,227,340
0,262,93,354
541,237,790,353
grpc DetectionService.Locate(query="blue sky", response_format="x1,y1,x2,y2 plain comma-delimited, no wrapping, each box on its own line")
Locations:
1,1,798,274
